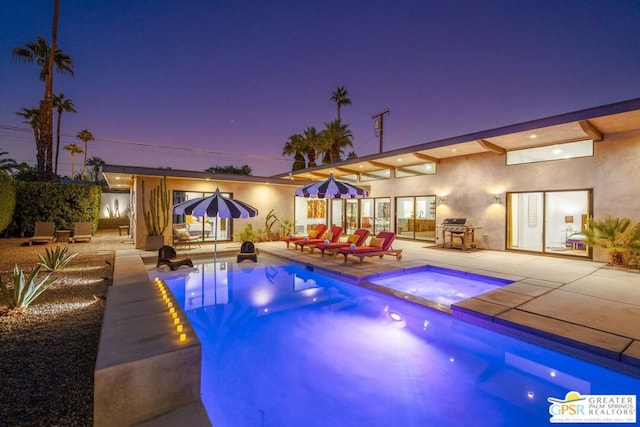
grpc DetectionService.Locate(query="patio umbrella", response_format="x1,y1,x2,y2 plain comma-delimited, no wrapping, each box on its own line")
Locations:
172,187,258,261
295,173,367,229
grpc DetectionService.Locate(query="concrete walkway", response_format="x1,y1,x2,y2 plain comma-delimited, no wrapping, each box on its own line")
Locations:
136,236,640,377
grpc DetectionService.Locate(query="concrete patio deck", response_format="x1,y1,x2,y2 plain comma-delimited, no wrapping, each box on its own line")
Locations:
162,237,640,378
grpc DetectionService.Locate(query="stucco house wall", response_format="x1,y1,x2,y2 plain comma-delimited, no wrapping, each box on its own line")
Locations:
132,176,297,249
365,129,640,259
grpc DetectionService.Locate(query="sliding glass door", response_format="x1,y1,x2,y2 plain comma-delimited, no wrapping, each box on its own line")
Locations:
396,195,437,241
507,190,591,257
173,191,231,242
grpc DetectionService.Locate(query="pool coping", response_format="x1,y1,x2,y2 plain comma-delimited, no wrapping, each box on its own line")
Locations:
94,250,211,427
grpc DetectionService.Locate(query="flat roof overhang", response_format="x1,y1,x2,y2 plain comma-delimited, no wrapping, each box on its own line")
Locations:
274,98,640,182
102,165,315,191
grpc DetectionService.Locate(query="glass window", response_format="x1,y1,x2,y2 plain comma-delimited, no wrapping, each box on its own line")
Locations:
395,163,437,178
293,197,326,235
345,200,359,234
360,169,391,182
374,198,391,234
360,199,374,233
506,140,593,165
173,191,231,242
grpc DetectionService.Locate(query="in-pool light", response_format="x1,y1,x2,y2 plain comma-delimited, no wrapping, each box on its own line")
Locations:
390,312,402,321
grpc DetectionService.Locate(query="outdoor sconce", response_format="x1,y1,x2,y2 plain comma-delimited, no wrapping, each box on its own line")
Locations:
438,197,447,205
492,194,502,204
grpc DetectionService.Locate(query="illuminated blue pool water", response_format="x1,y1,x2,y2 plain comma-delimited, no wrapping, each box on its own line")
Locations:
369,265,513,306
159,257,639,427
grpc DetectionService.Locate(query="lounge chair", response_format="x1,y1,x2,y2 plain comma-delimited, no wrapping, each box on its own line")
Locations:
337,231,403,263
283,224,328,248
173,224,201,249
237,241,258,263
29,221,55,246
312,228,370,256
157,245,193,271
70,222,92,243
294,226,343,252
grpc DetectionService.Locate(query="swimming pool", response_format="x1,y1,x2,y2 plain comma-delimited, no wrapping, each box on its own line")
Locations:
159,257,639,426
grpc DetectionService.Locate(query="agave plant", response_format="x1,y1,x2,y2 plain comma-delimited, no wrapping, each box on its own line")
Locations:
583,215,632,265
0,265,58,309
37,245,79,272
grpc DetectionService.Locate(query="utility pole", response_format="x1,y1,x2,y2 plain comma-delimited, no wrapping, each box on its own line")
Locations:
372,108,390,153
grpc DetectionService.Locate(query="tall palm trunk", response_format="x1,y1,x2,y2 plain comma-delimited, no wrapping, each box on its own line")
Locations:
40,0,59,181
54,109,61,175
82,141,87,179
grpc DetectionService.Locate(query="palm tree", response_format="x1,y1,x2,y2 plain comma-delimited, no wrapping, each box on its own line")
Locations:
86,156,105,182
16,107,43,174
53,93,76,175
64,143,83,178
11,36,73,82
16,107,41,152
76,129,94,180
282,133,307,171
13,1,72,181
302,126,323,168
330,86,352,121
0,151,18,175
321,119,354,164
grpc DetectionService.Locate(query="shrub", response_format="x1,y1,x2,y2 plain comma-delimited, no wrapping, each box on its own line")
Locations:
9,181,100,237
0,173,16,234
0,265,57,310
235,224,256,242
583,215,640,266
38,245,79,272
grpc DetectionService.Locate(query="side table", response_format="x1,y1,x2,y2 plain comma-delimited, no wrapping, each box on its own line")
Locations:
56,229,71,243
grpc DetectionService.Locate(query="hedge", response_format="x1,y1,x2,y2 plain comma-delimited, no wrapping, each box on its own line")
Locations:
9,182,101,237
0,174,16,234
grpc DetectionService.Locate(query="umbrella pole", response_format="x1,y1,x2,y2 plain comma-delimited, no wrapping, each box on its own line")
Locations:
214,215,218,264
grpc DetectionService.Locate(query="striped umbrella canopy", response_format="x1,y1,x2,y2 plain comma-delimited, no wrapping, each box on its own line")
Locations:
295,173,367,227
173,187,258,260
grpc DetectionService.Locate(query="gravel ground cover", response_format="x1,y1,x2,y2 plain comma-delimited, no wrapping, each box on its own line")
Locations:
0,230,133,426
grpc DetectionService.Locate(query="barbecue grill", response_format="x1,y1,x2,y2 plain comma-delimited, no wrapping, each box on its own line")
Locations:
440,218,480,250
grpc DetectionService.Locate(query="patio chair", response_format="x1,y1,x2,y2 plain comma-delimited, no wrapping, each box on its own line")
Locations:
237,241,258,263
312,228,370,256
294,226,343,252
29,221,55,246
173,224,200,249
283,224,327,248
70,222,93,243
157,245,193,271
337,231,403,264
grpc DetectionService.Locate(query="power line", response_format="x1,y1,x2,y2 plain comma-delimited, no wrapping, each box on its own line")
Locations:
0,124,290,163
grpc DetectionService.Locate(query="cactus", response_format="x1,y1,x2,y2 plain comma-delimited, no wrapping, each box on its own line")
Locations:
142,177,170,236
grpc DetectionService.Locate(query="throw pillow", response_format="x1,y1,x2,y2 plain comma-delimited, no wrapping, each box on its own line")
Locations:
347,234,359,244
369,237,385,248
308,230,318,238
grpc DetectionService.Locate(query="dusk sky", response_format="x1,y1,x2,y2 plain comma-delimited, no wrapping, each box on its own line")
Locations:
1,0,639,177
